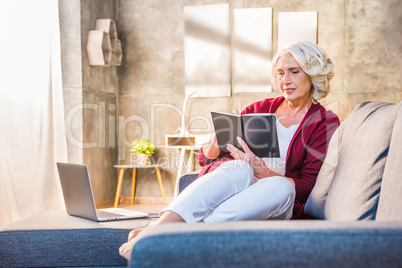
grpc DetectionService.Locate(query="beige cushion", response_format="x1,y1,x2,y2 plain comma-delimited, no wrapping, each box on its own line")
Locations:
305,102,400,220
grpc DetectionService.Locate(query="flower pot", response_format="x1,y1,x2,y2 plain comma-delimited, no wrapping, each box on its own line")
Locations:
138,154,151,166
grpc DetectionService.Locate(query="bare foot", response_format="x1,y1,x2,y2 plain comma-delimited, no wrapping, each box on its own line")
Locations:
119,238,137,260
128,225,150,241
119,224,153,260
119,211,185,260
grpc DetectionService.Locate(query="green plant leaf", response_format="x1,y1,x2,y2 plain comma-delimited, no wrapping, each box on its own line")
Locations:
130,139,155,156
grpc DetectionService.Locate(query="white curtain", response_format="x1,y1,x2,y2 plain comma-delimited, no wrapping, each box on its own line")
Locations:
0,0,68,227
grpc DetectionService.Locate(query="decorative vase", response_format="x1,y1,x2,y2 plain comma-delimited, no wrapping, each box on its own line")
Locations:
138,154,151,166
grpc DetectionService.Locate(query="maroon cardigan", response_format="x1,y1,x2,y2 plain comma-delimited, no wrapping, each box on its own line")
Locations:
197,96,340,219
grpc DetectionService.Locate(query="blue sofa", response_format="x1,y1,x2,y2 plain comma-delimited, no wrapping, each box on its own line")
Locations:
128,101,402,268
1,101,401,267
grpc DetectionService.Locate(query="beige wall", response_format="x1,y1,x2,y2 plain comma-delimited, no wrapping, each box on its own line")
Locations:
60,0,402,204
60,0,118,205
116,0,402,199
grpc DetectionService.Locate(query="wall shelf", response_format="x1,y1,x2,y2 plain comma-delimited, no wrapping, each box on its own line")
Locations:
87,19,122,67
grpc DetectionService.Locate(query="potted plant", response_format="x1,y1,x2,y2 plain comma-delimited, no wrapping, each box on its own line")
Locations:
130,139,155,165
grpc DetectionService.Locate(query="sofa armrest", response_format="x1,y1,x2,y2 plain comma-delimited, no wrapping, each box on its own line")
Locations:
0,211,152,267
129,220,402,268
178,171,199,194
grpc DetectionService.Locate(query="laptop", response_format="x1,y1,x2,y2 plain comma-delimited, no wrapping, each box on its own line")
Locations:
56,162,149,221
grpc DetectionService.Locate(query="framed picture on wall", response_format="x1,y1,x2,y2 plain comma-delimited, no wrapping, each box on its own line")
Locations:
233,8,273,93
184,4,231,98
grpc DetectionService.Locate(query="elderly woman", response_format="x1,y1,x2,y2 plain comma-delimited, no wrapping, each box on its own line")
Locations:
120,41,340,260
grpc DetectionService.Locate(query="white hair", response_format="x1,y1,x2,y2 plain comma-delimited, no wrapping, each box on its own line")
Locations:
271,41,334,102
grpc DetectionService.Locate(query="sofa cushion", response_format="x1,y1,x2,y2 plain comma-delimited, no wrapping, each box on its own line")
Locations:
304,127,340,219
178,171,199,193
376,102,402,221
130,221,402,268
0,210,152,267
305,101,399,220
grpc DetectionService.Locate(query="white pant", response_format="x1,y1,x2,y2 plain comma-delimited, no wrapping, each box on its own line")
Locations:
161,160,295,223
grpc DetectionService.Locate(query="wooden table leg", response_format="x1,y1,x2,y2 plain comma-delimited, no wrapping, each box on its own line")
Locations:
155,167,167,206
131,168,136,205
114,168,125,208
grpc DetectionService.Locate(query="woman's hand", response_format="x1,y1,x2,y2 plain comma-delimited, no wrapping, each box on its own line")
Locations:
228,137,296,186
227,137,276,180
202,133,220,159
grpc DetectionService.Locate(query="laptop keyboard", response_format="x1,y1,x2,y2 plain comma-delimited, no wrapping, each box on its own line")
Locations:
96,210,123,219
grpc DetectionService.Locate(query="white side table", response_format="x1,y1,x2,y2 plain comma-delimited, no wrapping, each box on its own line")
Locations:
170,146,200,197
165,134,211,198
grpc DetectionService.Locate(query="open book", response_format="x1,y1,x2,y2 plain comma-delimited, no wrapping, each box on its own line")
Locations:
211,111,280,158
